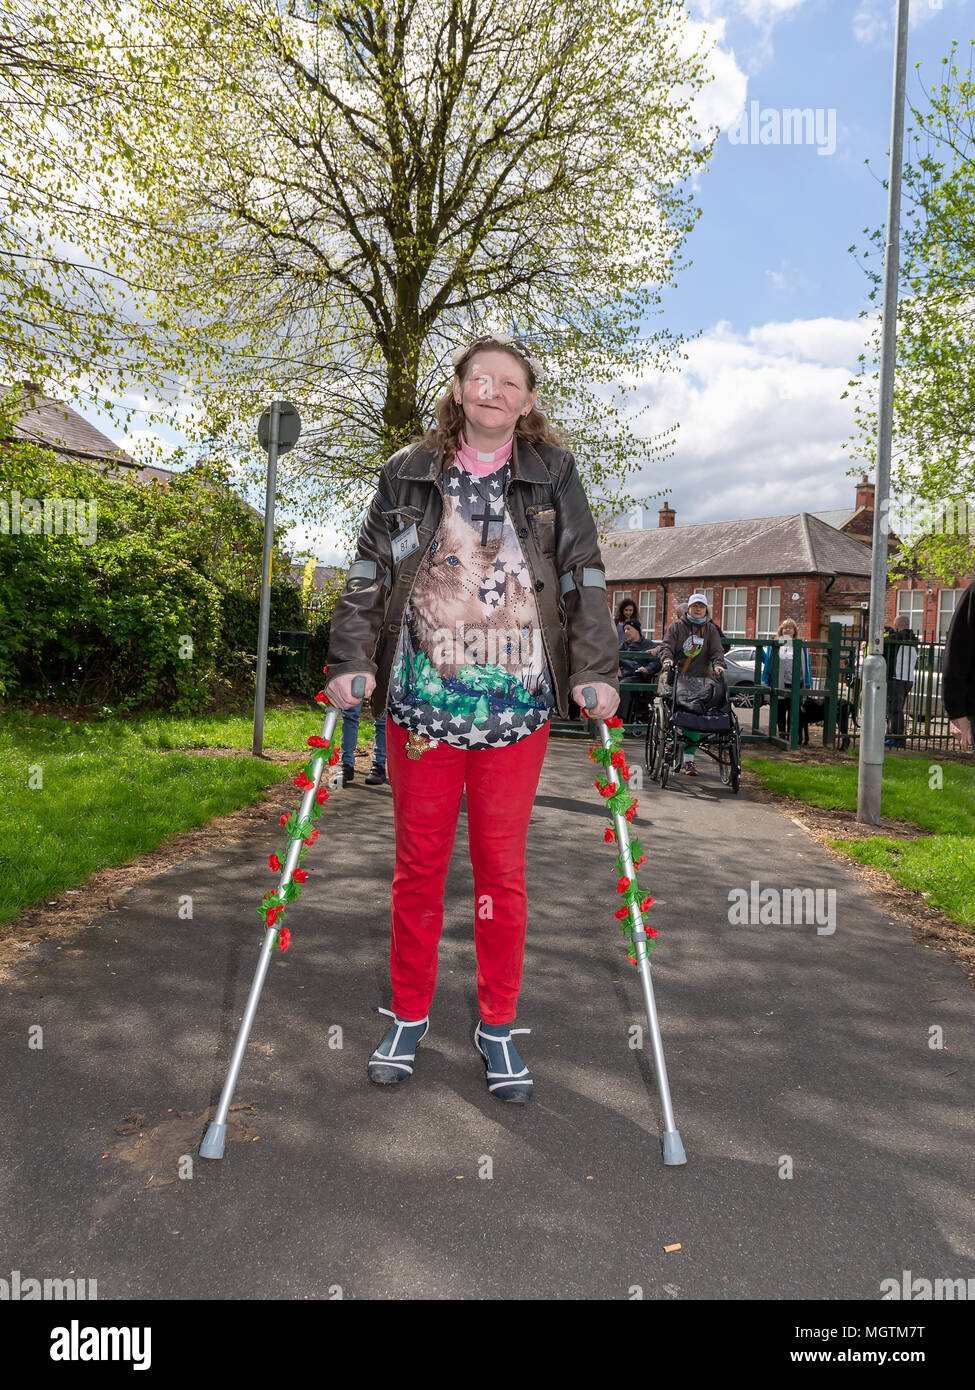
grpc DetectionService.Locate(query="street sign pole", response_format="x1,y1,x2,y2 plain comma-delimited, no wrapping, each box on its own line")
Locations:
858,0,910,824
252,402,280,758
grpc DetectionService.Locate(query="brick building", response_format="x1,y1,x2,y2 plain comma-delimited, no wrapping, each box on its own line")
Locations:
601,477,972,644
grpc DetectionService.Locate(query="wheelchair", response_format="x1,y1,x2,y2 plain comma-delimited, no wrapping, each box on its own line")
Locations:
645,667,742,793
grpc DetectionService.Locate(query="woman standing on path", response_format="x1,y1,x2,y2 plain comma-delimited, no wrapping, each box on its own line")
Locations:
324,334,620,1102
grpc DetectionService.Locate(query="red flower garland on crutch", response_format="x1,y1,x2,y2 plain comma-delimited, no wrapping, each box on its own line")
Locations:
588,714,658,965
257,666,342,952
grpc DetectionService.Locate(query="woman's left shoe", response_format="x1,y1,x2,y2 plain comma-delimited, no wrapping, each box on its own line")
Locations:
474,1022,533,1103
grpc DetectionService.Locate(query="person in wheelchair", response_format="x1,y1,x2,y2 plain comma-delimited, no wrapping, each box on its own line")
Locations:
618,622,661,724
658,593,727,775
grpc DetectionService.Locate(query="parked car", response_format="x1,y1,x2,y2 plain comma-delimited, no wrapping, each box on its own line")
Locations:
722,647,767,707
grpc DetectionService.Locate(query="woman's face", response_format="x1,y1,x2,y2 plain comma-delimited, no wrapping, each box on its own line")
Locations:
782,622,797,638
453,348,536,436
688,602,707,620
622,602,635,619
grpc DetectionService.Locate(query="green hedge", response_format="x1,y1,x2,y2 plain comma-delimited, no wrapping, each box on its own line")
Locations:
0,402,322,712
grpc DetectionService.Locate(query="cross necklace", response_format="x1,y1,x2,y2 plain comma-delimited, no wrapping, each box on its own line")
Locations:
464,463,509,548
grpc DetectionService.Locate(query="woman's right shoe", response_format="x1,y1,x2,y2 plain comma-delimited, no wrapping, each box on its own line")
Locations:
341,763,355,786
368,1008,429,1084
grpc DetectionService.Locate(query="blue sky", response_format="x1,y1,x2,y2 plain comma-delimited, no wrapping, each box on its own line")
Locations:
90,0,972,560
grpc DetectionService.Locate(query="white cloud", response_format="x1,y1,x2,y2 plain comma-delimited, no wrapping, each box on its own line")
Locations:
613,314,879,526
854,0,954,45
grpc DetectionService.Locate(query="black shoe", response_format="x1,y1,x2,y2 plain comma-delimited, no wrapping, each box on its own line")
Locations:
341,763,355,786
364,764,387,785
474,1022,533,1103
368,1010,429,1084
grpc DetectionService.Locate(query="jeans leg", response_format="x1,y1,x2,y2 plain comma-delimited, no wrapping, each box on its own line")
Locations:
341,701,363,766
374,712,387,768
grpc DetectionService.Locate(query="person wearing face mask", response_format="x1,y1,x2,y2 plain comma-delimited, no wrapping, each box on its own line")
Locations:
323,333,620,1103
658,593,726,775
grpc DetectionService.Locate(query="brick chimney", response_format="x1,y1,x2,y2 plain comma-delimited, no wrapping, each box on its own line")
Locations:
658,501,675,528
855,475,875,512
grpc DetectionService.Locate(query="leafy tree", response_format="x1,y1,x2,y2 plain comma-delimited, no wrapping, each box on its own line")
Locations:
844,38,975,583
37,0,714,541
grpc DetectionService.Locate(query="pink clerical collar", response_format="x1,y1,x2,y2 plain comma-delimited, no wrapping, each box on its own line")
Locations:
455,429,513,477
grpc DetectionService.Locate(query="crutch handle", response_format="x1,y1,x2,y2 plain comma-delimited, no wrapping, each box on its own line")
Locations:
351,674,366,698
582,684,598,712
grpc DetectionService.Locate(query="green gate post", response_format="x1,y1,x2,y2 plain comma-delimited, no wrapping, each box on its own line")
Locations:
824,624,840,748
752,642,764,737
769,642,781,746
789,637,802,750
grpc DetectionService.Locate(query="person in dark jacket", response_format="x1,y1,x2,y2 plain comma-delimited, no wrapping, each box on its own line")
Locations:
617,621,660,722
943,580,975,751
658,593,726,775
323,333,620,1103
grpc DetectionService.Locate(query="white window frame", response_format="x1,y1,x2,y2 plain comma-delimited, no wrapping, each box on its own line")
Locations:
757,586,781,638
638,588,656,639
722,586,748,638
938,589,961,640
897,588,925,631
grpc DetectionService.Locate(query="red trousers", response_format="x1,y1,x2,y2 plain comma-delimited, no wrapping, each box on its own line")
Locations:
384,716,550,1025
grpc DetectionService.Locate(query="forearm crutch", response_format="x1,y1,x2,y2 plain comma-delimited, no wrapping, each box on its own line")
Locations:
200,675,365,1159
583,684,686,1166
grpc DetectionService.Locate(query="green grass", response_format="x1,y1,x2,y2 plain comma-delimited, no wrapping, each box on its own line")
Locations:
0,703,380,926
744,754,975,928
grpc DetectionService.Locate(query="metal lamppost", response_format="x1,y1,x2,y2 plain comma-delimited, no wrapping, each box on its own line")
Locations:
858,0,910,825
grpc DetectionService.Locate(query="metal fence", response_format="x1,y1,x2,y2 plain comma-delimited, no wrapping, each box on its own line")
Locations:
567,629,961,753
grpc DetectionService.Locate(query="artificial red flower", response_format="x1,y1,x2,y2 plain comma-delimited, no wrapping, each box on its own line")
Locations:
316,788,329,804
328,752,340,765
278,927,291,951
605,716,624,728
617,877,630,893
315,691,328,703
611,749,626,768
614,906,628,920
307,735,329,748
280,813,289,826
604,828,615,843
269,853,282,872
646,928,659,939
595,781,614,798
304,829,319,846
267,907,282,927
293,772,313,790
635,854,646,868
322,665,328,675
292,868,308,884
640,896,654,911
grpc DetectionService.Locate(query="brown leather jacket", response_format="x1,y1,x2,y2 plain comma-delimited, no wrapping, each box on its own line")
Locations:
324,434,620,719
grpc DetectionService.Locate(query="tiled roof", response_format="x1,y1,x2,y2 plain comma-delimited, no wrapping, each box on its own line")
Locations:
600,511,874,581
2,385,135,467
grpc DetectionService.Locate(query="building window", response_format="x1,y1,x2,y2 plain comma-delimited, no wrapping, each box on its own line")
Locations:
723,587,747,638
938,589,961,639
897,588,925,631
638,588,656,639
757,586,781,637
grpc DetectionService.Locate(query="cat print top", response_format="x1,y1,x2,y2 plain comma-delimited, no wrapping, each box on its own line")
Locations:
385,434,555,748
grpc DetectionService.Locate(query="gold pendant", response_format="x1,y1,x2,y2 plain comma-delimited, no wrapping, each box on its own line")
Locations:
406,731,432,760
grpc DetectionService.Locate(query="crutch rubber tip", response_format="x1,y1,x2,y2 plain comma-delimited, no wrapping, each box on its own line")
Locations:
662,1130,687,1166
199,1122,227,1160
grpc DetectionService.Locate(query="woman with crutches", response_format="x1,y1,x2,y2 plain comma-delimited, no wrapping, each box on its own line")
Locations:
324,334,620,1102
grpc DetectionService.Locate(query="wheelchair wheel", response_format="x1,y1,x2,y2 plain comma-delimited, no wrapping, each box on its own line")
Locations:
728,712,742,793
645,707,657,777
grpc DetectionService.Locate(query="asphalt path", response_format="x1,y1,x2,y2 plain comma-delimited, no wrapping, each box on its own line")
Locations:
2,732,973,1301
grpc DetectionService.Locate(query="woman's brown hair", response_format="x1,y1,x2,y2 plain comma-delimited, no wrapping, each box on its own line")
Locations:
414,337,569,466
777,618,799,637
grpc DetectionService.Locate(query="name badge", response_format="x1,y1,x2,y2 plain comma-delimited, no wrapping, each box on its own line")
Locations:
391,521,420,565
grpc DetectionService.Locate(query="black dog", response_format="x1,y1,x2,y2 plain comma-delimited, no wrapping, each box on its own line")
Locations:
799,692,851,749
